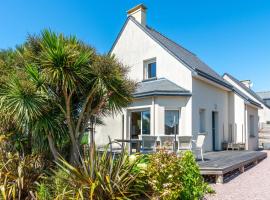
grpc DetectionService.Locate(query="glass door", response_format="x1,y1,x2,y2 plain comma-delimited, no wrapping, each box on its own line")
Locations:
131,110,150,139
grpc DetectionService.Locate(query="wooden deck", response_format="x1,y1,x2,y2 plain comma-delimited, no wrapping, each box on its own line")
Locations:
197,151,267,183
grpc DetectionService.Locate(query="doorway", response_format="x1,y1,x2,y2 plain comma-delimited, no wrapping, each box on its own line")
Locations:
212,111,218,151
130,110,151,139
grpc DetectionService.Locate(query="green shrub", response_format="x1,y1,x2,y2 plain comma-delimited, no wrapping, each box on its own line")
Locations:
147,150,183,200
144,150,213,200
179,151,212,200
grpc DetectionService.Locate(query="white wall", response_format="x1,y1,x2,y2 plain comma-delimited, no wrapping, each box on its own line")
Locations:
192,78,229,151
223,74,270,125
232,93,246,144
111,19,193,91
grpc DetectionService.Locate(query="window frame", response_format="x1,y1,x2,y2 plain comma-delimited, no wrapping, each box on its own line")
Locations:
249,114,255,137
164,109,180,135
143,58,157,80
199,108,206,133
130,109,151,139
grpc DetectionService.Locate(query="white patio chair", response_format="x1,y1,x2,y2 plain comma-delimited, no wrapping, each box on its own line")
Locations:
192,134,205,161
139,135,158,153
159,135,176,152
178,136,192,151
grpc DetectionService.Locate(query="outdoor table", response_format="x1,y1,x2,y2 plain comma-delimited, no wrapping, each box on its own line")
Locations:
115,139,142,154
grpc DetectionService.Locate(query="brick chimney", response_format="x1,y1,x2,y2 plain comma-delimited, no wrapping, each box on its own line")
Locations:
127,4,147,26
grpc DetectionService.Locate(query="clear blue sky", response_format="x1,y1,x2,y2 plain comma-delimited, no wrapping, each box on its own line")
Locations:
1,0,270,91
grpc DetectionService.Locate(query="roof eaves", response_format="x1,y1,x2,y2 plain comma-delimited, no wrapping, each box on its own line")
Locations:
196,69,233,90
128,17,196,73
224,73,266,105
133,90,192,98
109,17,131,54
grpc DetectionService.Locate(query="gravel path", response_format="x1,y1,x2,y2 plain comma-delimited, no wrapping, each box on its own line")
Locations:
205,150,270,200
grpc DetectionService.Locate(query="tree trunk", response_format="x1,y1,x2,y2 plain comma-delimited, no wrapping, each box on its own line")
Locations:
26,131,32,155
69,141,80,165
47,133,60,161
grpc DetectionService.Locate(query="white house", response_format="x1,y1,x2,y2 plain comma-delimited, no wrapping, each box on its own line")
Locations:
95,4,262,151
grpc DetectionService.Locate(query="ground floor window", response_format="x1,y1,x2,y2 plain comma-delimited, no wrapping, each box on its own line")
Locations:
199,109,206,133
165,110,179,135
131,110,150,139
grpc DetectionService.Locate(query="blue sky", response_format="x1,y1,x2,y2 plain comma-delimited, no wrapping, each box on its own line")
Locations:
1,0,270,91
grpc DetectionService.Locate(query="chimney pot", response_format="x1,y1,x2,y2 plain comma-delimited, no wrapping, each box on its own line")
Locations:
127,4,147,26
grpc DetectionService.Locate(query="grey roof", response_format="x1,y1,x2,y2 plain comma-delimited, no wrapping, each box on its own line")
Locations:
133,78,191,98
257,91,270,100
110,17,231,89
224,73,265,108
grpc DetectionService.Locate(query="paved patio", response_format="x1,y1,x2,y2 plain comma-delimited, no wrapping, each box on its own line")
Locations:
205,150,270,200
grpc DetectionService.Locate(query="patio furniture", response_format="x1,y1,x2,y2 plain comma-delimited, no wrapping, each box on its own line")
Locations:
225,142,246,151
192,134,205,161
139,135,158,153
178,136,192,151
115,139,142,154
159,135,176,152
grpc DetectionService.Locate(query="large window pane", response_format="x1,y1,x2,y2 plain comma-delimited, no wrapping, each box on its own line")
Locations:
165,110,179,135
131,112,141,139
142,111,150,135
131,110,151,138
148,62,156,78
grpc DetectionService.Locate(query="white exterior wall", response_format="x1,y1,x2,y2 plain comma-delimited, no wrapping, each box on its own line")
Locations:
192,78,229,151
233,94,246,143
223,75,269,125
111,20,192,90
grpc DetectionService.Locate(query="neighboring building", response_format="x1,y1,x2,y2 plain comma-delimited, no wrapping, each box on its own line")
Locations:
95,4,261,151
256,91,270,124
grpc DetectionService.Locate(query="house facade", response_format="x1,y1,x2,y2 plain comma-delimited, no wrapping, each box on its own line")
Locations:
95,4,262,151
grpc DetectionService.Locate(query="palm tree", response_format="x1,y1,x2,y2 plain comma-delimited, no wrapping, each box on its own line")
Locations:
0,30,136,164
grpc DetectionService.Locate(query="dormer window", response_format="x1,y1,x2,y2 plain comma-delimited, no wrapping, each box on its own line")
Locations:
144,59,156,80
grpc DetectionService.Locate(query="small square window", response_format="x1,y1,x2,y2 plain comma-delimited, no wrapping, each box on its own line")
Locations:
144,59,156,79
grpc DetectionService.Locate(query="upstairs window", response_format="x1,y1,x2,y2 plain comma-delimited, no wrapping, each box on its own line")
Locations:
144,59,156,79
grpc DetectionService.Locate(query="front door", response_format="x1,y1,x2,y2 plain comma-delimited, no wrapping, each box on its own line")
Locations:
212,112,218,151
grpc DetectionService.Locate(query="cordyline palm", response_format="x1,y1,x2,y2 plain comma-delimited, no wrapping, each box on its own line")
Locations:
0,66,66,157
23,30,135,164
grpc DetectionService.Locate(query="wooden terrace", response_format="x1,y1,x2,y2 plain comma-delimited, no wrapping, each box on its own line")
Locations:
197,151,267,184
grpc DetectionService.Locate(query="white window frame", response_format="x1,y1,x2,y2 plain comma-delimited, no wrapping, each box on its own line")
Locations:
129,108,151,137
164,108,181,135
199,108,206,133
143,58,156,80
